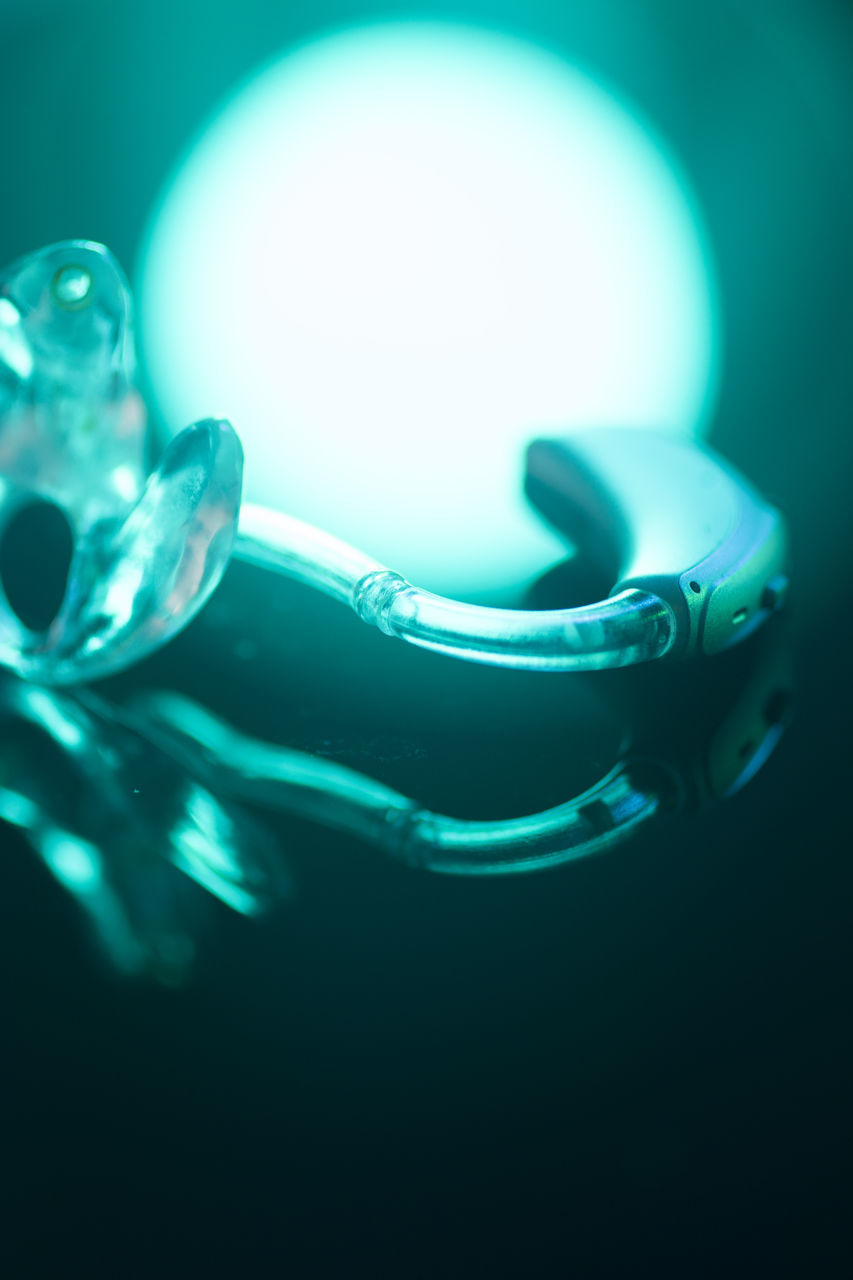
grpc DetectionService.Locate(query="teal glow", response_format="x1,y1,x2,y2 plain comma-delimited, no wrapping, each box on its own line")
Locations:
139,22,720,597
23,688,85,751
0,297,33,380
40,831,103,891
38,830,146,975
169,783,265,915
0,787,39,829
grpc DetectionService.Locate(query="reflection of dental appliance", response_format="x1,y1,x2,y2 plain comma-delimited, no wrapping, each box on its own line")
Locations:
0,242,789,686
0,676,287,981
0,618,790,985
131,622,790,874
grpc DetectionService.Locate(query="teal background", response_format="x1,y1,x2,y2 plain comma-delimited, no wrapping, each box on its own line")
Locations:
1,3,851,1274
3,0,853,608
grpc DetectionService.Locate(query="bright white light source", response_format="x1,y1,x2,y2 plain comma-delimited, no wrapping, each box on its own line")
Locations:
139,22,719,598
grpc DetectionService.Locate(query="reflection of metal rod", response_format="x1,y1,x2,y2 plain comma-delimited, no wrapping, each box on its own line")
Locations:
131,691,660,876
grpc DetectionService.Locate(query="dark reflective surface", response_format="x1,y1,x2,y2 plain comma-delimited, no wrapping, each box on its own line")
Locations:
2,1,851,1274
4,550,850,1272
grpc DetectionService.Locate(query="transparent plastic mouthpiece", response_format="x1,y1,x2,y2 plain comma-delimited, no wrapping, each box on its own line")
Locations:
0,243,243,684
0,241,147,526
0,415,243,685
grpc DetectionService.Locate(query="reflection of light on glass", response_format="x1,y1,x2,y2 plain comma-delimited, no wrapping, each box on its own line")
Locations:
24,688,84,750
0,787,39,828
41,831,102,889
112,464,138,503
0,297,33,380
139,22,719,597
169,784,263,916
38,829,146,975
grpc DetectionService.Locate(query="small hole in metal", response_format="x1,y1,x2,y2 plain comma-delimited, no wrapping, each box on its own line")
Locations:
732,606,748,625
689,580,701,594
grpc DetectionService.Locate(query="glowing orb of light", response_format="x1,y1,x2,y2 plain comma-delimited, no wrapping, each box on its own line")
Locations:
139,22,720,598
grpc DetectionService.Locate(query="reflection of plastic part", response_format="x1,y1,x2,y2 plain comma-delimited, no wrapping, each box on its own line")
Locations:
0,622,790,992
129,690,657,875
130,623,792,875
0,242,788,684
0,675,287,981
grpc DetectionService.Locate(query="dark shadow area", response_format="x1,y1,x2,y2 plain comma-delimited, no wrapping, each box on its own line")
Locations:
0,499,73,631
